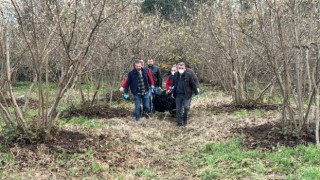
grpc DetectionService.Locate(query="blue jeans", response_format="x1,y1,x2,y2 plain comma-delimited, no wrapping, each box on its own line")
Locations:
134,94,150,120
175,94,191,124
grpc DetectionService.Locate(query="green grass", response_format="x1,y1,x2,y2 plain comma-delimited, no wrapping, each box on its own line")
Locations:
59,116,106,128
135,168,156,178
49,148,105,178
13,81,57,93
231,109,266,118
189,136,320,179
12,81,32,93
231,109,249,117
13,81,115,95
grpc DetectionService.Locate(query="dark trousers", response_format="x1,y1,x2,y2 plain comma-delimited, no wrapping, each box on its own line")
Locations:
175,94,191,124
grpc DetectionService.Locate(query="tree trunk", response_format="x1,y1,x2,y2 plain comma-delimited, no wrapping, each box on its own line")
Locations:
4,25,29,136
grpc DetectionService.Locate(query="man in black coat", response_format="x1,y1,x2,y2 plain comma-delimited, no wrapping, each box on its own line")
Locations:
147,58,162,89
170,62,199,126
147,58,162,112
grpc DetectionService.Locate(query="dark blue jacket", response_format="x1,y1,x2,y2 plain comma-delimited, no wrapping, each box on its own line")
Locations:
124,68,152,95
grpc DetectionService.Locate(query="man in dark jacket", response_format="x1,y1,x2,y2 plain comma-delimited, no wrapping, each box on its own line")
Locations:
124,60,153,121
170,62,199,126
147,58,162,89
147,58,162,112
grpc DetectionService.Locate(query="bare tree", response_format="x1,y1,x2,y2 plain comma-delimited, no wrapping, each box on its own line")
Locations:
0,0,131,140
188,0,320,139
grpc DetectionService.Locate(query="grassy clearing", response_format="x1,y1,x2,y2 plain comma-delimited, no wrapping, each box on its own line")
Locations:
0,83,318,179
192,136,320,179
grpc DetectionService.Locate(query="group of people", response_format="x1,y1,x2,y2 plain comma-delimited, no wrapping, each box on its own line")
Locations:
120,58,199,126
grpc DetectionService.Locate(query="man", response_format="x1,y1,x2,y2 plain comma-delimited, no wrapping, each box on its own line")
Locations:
146,58,162,91
170,62,199,126
146,58,162,112
124,60,153,121
119,59,154,92
167,63,200,93
166,64,177,91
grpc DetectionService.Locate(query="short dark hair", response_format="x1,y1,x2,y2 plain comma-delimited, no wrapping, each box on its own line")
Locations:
133,59,141,68
177,62,185,67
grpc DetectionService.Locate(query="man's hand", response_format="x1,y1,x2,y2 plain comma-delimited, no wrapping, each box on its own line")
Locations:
197,88,200,95
151,85,155,93
123,94,129,100
167,86,174,94
119,87,124,92
155,87,162,94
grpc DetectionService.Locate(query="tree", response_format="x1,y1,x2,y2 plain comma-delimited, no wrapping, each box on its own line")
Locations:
141,0,200,23
0,0,131,141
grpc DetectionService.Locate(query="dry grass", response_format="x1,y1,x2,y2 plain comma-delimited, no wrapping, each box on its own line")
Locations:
77,90,279,179
1,88,284,179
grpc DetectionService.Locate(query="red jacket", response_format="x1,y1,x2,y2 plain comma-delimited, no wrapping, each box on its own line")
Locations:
166,75,172,91
121,68,154,88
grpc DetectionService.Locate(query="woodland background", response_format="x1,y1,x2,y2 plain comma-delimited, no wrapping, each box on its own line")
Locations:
1,0,320,148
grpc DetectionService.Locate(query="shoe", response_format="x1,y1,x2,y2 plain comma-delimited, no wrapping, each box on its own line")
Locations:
177,122,182,126
145,113,150,119
183,121,187,126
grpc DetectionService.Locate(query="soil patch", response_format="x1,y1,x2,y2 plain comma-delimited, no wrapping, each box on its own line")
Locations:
0,98,39,109
61,103,132,119
0,129,133,170
195,101,280,114
104,90,126,102
231,123,315,151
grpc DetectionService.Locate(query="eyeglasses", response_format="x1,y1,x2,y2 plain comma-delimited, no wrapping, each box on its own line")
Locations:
178,67,185,69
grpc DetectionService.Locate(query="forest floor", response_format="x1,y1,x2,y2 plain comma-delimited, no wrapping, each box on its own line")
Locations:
0,87,317,179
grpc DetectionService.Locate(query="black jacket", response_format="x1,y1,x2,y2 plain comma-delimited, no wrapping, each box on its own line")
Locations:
147,65,162,88
171,71,198,99
186,68,199,88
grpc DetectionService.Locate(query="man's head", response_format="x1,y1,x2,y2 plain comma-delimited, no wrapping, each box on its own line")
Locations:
177,62,186,74
171,65,177,75
134,60,142,72
147,58,154,66
139,59,145,67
